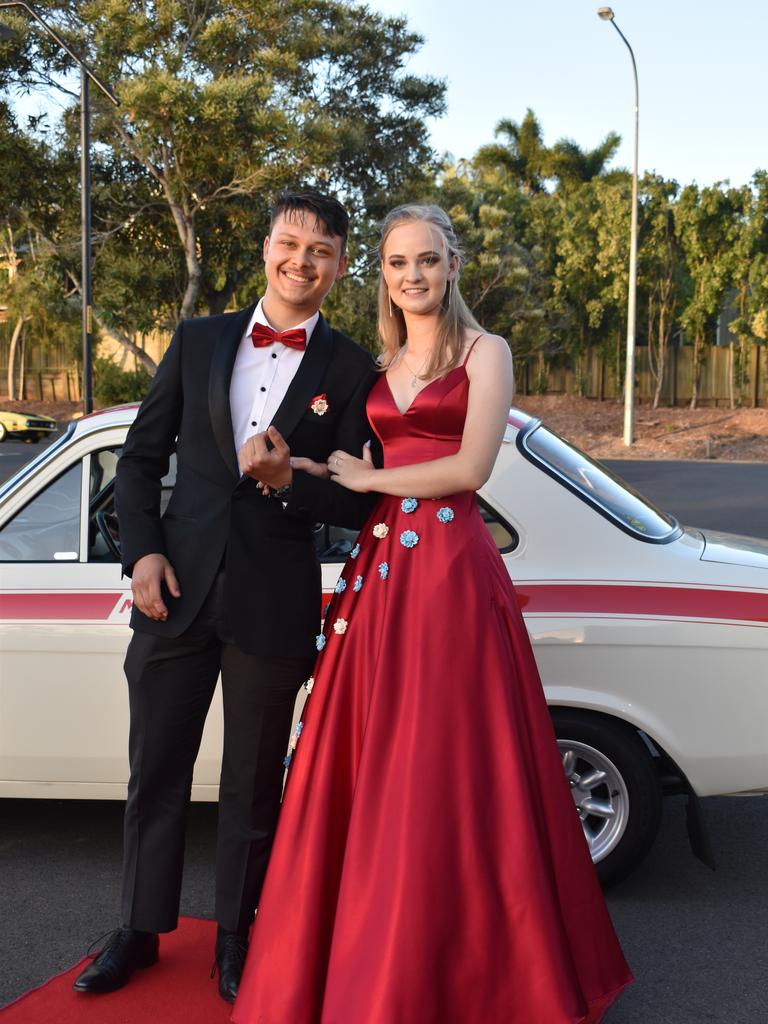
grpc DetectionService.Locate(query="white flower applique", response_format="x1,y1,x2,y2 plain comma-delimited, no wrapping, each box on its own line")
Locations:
309,393,329,416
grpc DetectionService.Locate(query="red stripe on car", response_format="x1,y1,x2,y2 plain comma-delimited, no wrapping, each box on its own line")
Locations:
515,583,768,624
0,592,124,620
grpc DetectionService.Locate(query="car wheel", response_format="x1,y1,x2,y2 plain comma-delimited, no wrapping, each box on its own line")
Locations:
0,423,6,441
551,709,662,887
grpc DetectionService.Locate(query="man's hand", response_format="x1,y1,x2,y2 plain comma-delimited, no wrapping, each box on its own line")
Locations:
239,426,292,493
131,553,181,621
290,456,330,480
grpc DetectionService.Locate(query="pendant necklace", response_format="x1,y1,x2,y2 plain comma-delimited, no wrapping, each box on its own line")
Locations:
400,346,431,388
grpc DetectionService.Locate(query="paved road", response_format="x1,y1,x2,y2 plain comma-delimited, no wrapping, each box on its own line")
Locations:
604,460,768,541
1,795,766,1019
0,432,65,484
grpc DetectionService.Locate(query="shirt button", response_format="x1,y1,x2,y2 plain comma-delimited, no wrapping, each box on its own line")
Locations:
260,386,266,392
271,353,277,359
251,421,257,426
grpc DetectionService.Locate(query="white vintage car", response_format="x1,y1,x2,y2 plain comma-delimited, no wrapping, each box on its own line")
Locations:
1,405,767,885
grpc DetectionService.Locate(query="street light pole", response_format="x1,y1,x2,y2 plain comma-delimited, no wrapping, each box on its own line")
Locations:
80,67,93,414
0,2,118,414
598,7,639,446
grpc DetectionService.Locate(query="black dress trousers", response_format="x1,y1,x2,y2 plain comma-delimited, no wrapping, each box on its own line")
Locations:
120,571,314,934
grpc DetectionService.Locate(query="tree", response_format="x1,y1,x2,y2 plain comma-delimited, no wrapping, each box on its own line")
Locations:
637,174,685,407
675,184,737,408
725,173,768,406
0,100,80,396
547,133,621,195
474,109,550,195
3,0,445,356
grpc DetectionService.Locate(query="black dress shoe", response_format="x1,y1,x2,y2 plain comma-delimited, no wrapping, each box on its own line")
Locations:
213,930,249,1003
73,928,159,993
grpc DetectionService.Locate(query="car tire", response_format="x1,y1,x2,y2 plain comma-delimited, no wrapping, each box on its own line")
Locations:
0,423,6,442
550,708,662,888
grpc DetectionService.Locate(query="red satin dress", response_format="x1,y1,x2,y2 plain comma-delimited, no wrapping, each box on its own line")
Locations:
233,364,633,1024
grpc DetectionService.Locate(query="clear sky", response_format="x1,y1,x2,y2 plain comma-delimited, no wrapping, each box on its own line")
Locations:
370,0,767,188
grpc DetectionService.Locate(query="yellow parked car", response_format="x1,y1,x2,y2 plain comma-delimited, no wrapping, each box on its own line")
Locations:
0,409,57,443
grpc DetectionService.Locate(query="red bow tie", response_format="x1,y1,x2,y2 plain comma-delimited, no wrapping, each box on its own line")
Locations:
251,322,307,351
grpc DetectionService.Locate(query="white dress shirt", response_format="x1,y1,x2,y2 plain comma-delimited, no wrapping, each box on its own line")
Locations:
229,300,320,453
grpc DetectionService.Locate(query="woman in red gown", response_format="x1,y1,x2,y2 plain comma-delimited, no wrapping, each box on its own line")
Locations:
233,204,632,1023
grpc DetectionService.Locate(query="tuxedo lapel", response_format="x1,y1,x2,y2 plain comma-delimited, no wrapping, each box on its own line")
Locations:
208,303,256,479
270,314,335,441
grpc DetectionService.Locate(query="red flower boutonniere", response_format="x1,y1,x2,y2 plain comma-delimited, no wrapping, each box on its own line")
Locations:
309,393,329,416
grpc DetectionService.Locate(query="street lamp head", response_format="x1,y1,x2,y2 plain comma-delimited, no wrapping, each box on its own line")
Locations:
597,7,615,20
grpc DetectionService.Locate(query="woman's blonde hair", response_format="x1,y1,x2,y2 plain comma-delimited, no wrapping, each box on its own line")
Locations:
377,203,483,380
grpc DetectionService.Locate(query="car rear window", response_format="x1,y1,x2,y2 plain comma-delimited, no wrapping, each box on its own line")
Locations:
520,423,679,542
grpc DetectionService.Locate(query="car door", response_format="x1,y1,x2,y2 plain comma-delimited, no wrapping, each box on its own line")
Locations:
0,428,222,799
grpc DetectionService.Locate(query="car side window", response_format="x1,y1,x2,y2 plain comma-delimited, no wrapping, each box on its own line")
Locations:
313,497,518,562
478,498,518,553
0,462,82,562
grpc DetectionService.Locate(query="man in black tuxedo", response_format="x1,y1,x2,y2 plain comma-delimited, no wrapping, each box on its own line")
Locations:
74,191,377,1002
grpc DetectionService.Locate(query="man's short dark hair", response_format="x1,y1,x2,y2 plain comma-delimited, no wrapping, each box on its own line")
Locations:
269,189,349,249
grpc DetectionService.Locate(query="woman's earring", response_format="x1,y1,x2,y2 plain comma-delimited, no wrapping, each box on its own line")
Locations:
388,292,393,318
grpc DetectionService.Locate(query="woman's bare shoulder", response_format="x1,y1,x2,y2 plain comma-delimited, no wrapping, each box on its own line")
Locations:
463,331,512,370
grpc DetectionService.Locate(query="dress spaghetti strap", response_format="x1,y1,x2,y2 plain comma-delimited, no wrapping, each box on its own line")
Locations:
462,333,484,366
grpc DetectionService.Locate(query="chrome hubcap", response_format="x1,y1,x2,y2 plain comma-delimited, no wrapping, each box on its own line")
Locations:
558,739,629,863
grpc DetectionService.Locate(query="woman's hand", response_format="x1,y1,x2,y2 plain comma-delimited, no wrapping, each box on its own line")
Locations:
290,456,330,480
328,444,375,492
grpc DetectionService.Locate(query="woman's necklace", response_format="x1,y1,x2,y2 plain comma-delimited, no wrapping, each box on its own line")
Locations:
399,346,431,388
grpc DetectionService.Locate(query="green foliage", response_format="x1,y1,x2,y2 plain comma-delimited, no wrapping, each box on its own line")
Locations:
93,357,152,406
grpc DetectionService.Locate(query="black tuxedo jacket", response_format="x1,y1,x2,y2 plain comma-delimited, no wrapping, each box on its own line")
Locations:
115,303,378,658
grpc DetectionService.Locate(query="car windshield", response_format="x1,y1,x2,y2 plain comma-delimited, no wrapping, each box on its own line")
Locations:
520,423,678,541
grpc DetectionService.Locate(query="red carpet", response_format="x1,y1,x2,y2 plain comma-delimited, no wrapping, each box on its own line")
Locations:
0,917,233,1023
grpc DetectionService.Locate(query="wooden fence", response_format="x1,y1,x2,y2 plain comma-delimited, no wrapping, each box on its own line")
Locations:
517,344,766,407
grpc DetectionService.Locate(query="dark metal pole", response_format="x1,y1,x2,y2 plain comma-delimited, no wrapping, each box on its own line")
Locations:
80,67,93,414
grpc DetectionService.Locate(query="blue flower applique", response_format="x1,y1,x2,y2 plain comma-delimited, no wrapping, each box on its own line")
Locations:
350,543,361,559
401,497,418,514
284,721,305,768
400,530,419,549
353,575,364,592
436,506,455,523
315,633,326,651
322,601,331,618
335,577,347,594
378,562,389,580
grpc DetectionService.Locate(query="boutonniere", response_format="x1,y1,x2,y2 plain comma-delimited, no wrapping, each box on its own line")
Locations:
309,393,329,416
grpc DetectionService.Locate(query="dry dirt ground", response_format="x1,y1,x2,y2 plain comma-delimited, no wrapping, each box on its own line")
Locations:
3,396,768,461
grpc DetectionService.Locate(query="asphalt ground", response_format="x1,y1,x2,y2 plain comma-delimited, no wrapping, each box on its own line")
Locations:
604,460,768,541
1,795,766,1020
